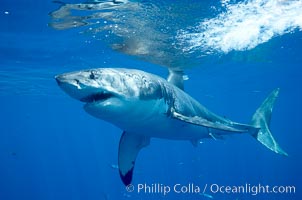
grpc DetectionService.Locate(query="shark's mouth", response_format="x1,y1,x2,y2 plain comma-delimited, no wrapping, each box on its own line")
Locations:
80,92,114,103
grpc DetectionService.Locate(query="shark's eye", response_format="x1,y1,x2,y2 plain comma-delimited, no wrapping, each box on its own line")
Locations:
90,71,96,79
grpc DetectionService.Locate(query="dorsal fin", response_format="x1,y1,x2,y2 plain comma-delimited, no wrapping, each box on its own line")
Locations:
167,69,185,90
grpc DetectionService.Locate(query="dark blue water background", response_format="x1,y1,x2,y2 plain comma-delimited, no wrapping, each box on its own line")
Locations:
0,0,301,199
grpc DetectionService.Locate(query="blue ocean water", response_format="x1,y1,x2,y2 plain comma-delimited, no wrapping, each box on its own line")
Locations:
0,0,301,200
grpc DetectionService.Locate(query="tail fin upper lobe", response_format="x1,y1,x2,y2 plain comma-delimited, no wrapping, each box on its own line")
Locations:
251,88,288,156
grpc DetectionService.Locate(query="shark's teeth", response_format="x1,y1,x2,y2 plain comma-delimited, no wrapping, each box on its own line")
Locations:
80,92,114,103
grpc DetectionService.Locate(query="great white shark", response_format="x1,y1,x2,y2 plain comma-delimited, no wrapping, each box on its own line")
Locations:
55,68,287,186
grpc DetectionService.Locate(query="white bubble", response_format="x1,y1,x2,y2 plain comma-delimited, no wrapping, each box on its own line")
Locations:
177,0,302,54
4,11,9,15
183,75,189,81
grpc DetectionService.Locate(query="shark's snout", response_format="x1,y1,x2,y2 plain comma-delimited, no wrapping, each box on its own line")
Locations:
55,74,72,86
55,72,116,103
55,75,63,85
55,73,85,100
55,74,79,87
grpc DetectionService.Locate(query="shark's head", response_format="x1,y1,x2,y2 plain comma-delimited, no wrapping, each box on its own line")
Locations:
55,68,166,128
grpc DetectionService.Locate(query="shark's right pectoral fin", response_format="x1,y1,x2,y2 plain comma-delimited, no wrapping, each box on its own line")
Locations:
118,131,150,186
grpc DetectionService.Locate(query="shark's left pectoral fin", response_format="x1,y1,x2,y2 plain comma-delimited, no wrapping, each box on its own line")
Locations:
118,131,150,186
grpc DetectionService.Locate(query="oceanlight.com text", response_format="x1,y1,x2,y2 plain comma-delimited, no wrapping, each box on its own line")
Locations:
208,183,295,196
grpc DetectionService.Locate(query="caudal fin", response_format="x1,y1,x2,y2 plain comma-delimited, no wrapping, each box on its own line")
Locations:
251,88,288,156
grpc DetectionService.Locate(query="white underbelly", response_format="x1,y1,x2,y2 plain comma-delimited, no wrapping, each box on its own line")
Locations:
125,115,211,140
110,99,229,141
